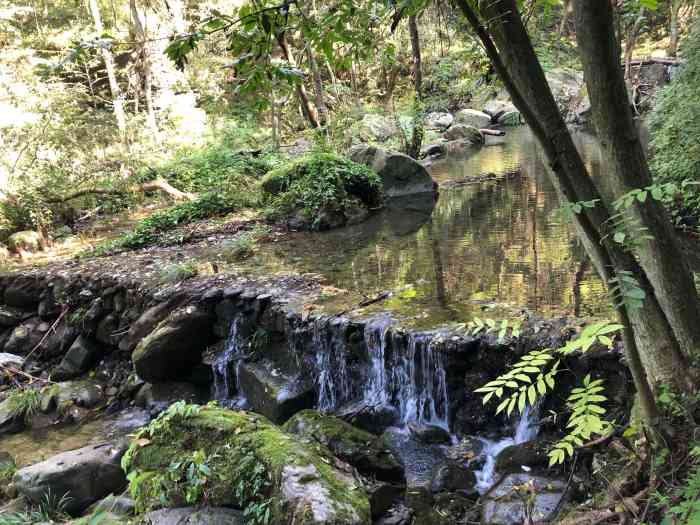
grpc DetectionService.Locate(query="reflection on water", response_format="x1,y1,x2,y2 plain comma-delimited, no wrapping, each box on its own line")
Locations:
244,128,609,325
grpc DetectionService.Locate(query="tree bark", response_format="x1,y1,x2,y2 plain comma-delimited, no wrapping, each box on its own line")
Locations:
276,32,320,129
306,43,329,127
88,0,127,139
45,178,195,203
454,0,691,407
668,0,682,57
574,0,700,369
408,14,423,99
129,0,158,136
624,8,645,79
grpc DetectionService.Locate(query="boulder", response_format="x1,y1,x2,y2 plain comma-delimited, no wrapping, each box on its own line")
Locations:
0,397,23,436
443,124,484,144
52,336,103,381
349,146,437,198
13,442,127,516
365,481,404,519
4,316,75,357
430,462,477,495
425,112,454,131
420,142,447,159
86,495,136,517
134,382,206,412
237,360,315,424
454,109,491,128
483,100,517,117
132,305,213,382
481,474,567,525
42,380,104,414
0,352,24,369
358,114,398,142
0,306,31,328
4,277,42,309
123,406,371,525
497,111,523,127
120,295,185,352
7,231,42,255
337,399,400,434
495,440,550,475
407,422,452,445
283,410,405,482
144,507,245,525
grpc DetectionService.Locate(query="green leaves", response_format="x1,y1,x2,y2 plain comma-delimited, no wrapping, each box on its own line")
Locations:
559,321,623,355
608,271,646,311
466,317,522,343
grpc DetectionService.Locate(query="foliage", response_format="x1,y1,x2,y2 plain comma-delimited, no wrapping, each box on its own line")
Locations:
465,316,522,343
649,19,700,227
476,320,623,464
0,490,72,524
261,151,382,223
4,387,41,423
158,261,199,283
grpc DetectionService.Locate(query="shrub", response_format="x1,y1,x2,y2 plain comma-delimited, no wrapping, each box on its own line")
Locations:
158,261,199,283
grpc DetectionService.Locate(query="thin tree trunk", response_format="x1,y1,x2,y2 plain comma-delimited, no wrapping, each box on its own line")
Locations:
408,14,423,99
558,0,571,36
276,32,320,129
668,0,681,57
88,0,127,140
574,0,700,370
306,43,329,127
624,8,645,79
130,0,158,136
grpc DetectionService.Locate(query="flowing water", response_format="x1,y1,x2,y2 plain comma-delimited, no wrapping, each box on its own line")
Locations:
233,127,609,327
211,317,248,408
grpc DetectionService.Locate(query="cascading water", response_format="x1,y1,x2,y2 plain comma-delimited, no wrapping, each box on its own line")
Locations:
315,318,352,412
211,318,247,408
474,406,540,493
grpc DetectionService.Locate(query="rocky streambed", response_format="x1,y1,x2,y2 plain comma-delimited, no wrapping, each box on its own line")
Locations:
0,261,632,524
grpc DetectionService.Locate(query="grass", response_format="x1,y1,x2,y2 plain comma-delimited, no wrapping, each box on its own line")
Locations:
158,261,199,283
4,388,41,423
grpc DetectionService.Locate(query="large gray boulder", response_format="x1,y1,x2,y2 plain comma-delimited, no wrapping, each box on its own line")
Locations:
443,124,484,144
7,231,42,255
13,442,127,516
237,360,315,424
454,109,491,128
425,112,454,131
3,276,43,309
481,474,567,525
349,146,437,198
134,382,205,412
483,100,517,117
132,305,213,382
357,114,399,142
0,397,23,436
144,508,245,525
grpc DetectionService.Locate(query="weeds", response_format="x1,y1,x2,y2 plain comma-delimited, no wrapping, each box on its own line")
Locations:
4,388,41,423
158,261,198,283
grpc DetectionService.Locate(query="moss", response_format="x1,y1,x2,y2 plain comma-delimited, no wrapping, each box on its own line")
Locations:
124,406,370,524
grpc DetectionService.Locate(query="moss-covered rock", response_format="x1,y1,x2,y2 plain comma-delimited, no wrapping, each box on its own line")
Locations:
7,231,42,255
260,152,383,231
283,410,405,483
123,405,371,525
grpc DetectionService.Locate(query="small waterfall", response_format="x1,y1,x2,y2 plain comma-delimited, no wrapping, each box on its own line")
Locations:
315,318,352,412
211,318,246,407
474,406,539,493
363,318,393,405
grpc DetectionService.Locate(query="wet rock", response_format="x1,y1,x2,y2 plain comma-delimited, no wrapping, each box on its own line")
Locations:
134,382,205,413
481,474,567,525
0,398,23,436
376,504,413,525
444,124,484,144
365,481,404,519
86,495,135,517
4,317,44,355
283,410,405,482
3,276,42,309
454,109,491,128
498,111,523,127
42,380,104,414
13,442,127,516
495,440,550,475
133,305,214,382
349,145,437,198
0,306,31,328
144,507,245,525
120,295,184,352
483,100,517,118
430,462,477,495
420,142,447,159
96,313,121,347
53,336,103,380
337,400,400,434
425,112,454,131
7,231,42,255
0,352,24,369
408,422,452,445
237,360,315,424
125,406,371,525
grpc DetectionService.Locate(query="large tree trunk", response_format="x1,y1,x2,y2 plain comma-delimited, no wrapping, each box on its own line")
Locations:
88,0,127,139
129,0,158,136
454,0,686,432
408,14,423,99
276,32,320,129
668,0,682,57
574,0,700,369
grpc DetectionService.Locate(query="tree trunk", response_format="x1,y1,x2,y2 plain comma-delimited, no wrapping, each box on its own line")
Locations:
408,14,423,99
454,0,691,408
558,0,571,36
276,32,320,129
668,0,682,57
88,0,127,139
624,8,645,79
306,43,329,127
129,0,158,136
574,0,700,369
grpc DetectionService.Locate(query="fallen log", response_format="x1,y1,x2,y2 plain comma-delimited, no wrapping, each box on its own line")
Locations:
45,178,196,203
480,128,506,136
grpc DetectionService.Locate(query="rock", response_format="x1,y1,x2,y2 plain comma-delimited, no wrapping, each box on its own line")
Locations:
483,100,517,117
358,114,398,142
497,111,523,127
337,400,400,434
7,231,42,255
86,495,135,517
365,481,404,519
53,336,103,381
4,277,43,309
0,306,31,328
454,109,491,128
120,295,185,352
481,474,567,525
0,352,24,369
13,442,127,516
134,382,205,412
349,146,437,198
144,507,245,525
4,317,75,357
0,397,23,436
283,410,405,482
408,422,452,445
0,244,9,261
237,361,315,424
124,406,371,525
425,112,454,131
420,142,447,159
443,124,484,144
430,462,477,495
42,380,104,414
96,314,121,347
376,504,413,525
132,305,213,382
495,440,550,475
